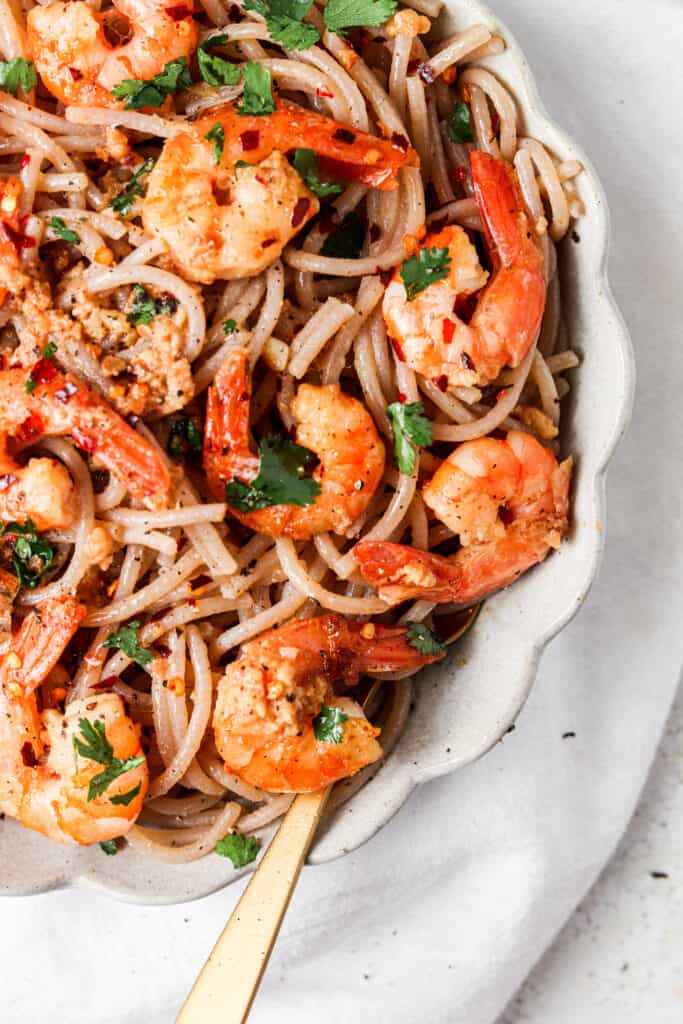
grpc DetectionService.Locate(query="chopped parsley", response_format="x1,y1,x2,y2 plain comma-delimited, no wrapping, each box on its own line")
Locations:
111,57,192,109
102,620,153,667
244,0,319,50
399,246,451,300
49,217,80,245
197,34,242,86
447,101,473,143
72,718,145,802
225,434,320,511
167,414,203,460
223,318,237,333
323,0,397,33
215,832,261,867
0,58,36,97
313,704,348,743
126,284,178,325
292,148,342,198
42,341,57,360
406,622,445,656
235,160,251,169
99,839,119,855
320,211,365,259
110,157,156,216
386,400,432,475
237,61,275,116
205,122,225,165
0,520,54,589
110,783,142,806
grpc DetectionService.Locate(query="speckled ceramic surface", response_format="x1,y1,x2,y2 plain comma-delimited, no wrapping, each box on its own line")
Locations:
0,0,634,904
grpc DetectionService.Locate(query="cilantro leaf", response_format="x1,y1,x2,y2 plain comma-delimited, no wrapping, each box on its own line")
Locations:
292,148,342,198
110,783,142,807
127,284,178,325
167,415,203,460
0,520,54,588
197,34,242,86
223,318,237,333
73,717,145,802
110,157,155,215
225,434,320,511
102,621,153,667
323,0,397,33
313,704,348,743
43,341,57,360
0,58,36,97
99,839,119,855
244,0,319,49
386,400,432,475
447,101,473,143
406,622,445,656
111,57,192,109
205,122,225,165
320,211,365,258
237,61,275,116
399,246,451,300
215,832,261,867
49,217,80,245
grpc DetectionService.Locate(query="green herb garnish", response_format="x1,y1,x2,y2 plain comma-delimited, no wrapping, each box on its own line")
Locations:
49,217,80,245
197,34,242,86
167,415,203,460
312,704,348,743
99,839,119,855
386,400,432,475
320,211,365,259
102,621,153,667
323,0,397,33
237,61,275,116
406,622,445,656
225,434,320,511
447,101,473,143
111,57,192,110
0,58,36,97
42,341,57,360
110,783,142,807
399,246,451,300
244,0,319,50
73,718,145,802
292,148,342,198
205,122,225,165
127,284,177,325
215,833,261,867
110,157,156,216
223,318,237,333
1,520,54,588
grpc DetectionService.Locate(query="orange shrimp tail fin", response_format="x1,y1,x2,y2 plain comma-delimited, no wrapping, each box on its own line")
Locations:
355,541,471,605
346,615,446,671
203,347,259,500
7,595,86,693
470,150,535,267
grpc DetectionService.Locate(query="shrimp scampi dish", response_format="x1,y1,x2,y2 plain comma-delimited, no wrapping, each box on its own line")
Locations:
0,0,582,863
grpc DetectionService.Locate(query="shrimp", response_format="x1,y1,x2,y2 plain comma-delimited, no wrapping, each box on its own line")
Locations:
0,357,171,529
0,595,148,844
27,0,198,108
0,178,28,308
383,151,546,387
213,613,444,792
142,100,418,283
355,431,572,605
204,347,386,539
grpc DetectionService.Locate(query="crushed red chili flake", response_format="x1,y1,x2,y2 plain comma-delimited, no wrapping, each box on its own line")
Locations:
398,391,407,403
19,235,35,249
391,338,406,362
442,319,455,345
240,129,260,151
190,573,212,590
16,412,42,443
369,223,381,243
291,197,310,228
450,166,467,185
391,132,410,153
165,3,193,18
380,268,393,285
19,154,30,171
461,351,475,371
316,86,333,98
498,505,514,525
154,642,171,658
407,59,420,75
55,381,78,403
418,62,435,84
68,67,83,81
91,674,120,690
30,358,57,387
435,374,448,391
227,3,243,20
72,426,95,454
317,209,340,235
332,127,356,144
261,237,277,249
21,743,37,768
0,473,17,491
490,111,500,135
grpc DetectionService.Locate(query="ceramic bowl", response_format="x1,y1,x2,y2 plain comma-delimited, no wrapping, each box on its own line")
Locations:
0,0,634,903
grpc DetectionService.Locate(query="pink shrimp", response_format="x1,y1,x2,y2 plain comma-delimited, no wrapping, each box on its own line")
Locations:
356,431,572,605
383,150,546,387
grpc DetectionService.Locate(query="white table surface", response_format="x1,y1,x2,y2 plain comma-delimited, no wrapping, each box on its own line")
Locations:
4,1,683,1022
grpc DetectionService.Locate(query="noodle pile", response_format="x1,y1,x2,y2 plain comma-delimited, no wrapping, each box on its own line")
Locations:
0,0,581,861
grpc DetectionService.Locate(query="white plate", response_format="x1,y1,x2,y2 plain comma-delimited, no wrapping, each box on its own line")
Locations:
0,0,634,903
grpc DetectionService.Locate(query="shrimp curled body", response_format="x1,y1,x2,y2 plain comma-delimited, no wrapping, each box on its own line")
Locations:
356,431,572,605
213,613,443,792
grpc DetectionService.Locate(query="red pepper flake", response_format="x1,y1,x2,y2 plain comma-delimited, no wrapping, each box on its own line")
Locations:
391,132,410,153
154,642,171,658
227,2,243,20
461,351,475,371
240,129,260,151
68,67,83,81
19,154,30,171
356,29,372,50
369,223,381,243
0,473,17,491
490,111,500,136
407,59,420,75
398,391,407,403
19,235,35,249
261,237,277,249
499,505,514,525
435,374,448,391
91,674,120,690
332,127,356,144
30,358,57,387
165,3,193,18
316,86,333,98
72,426,95,454
317,209,339,235
450,166,467,185
55,381,78,403
442,319,455,345
417,62,435,84
391,337,406,362
16,412,42,443
21,742,37,767
189,573,212,590
380,268,393,285
291,197,310,228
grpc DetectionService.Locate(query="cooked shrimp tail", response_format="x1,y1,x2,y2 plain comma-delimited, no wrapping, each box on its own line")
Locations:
204,348,259,494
